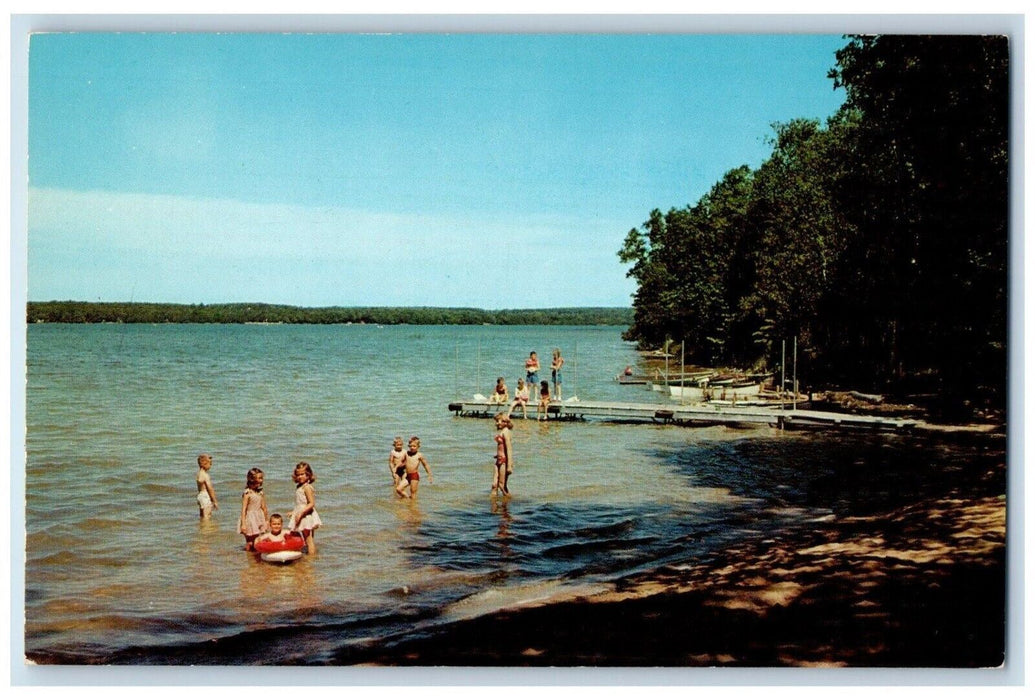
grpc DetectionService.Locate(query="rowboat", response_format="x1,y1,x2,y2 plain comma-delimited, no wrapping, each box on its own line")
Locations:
646,371,716,392
669,381,763,402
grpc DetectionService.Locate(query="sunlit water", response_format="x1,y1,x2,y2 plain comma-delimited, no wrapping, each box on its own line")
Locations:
23,324,1002,664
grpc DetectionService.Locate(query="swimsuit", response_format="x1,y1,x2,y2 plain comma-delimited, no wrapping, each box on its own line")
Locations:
552,358,563,383
391,448,406,477
197,490,212,509
495,433,506,467
526,359,539,384
402,450,423,482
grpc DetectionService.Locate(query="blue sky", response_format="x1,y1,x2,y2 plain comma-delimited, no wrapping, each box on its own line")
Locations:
27,32,847,308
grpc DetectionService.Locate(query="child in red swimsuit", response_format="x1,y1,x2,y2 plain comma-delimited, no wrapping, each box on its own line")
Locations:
492,413,513,497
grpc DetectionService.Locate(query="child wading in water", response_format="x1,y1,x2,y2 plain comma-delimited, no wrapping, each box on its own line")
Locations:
288,462,322,554
396,436,432,499
255,513,287,546
492,413,514,497
195,453,219,519
389,436,406,489
238,468,268,551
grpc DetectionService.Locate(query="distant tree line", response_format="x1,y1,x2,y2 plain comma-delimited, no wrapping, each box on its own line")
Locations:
27,301,633,327
618,35,1007,408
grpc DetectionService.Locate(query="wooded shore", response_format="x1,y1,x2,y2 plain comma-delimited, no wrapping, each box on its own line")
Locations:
26,301,633,326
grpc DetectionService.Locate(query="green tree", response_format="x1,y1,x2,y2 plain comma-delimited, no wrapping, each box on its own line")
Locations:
829,35,1008,401
741,117,855,380
618,209,676,346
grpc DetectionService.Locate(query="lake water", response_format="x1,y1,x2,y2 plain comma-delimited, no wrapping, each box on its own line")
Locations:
22,323,1003,664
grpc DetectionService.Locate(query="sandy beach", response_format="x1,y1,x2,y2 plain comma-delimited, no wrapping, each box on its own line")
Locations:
336,481,1006,667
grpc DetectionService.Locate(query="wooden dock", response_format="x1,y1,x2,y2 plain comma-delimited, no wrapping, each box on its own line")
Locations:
446,398,916,432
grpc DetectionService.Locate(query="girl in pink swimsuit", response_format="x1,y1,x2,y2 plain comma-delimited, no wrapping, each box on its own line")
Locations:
491,413,513,497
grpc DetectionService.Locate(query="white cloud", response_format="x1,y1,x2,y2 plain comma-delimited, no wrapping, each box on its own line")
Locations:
27,187,636,307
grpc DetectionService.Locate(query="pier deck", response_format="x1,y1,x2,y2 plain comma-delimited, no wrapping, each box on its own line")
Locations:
447,398,916,432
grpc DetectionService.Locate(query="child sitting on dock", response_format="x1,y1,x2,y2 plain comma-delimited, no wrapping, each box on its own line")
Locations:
510,378,530,419
536,379,551,421
489,377,509,405
255,513,286,545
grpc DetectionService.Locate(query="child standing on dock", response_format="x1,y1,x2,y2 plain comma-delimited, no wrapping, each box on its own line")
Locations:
551,348,565,401
525,351,541,391
396,436,432,499
536,379,551,421
389,436,406,488
195,453,219,519
289,462,322,554
238,468,268,551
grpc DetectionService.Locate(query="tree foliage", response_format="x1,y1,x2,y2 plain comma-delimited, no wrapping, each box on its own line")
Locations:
619,35,1008,406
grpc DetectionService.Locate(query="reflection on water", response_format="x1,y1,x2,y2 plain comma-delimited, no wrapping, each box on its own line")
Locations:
394,497,425,527
236,554,322,624
491,497,514,559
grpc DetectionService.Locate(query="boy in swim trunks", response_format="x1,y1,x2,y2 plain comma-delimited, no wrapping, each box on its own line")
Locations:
396,436,432,499
196,453,219,519
525,351,540,389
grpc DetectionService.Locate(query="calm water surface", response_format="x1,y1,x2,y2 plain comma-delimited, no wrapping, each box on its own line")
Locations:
23,324,1001,664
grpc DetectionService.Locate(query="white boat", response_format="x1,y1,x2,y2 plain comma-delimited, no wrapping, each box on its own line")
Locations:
646,371,716,392
668,381,763,402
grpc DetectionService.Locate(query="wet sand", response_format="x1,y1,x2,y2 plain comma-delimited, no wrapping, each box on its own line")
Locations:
336,493,1006,667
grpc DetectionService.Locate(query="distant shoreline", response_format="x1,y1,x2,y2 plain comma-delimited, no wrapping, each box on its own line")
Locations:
26,301,634,326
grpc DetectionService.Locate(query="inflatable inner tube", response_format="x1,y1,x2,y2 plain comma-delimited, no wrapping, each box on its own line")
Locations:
261,550,303,564
253,533,306,553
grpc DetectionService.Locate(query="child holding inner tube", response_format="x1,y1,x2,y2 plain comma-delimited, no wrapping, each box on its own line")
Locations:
288,462,322,554
255,513,287,546
239,467,268,551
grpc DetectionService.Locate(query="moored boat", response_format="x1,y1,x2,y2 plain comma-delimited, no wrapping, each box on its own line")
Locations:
669,380,764,402
645,370,716,392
